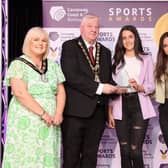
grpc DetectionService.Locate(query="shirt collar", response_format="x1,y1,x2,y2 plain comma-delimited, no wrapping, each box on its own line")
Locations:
83,39,96,49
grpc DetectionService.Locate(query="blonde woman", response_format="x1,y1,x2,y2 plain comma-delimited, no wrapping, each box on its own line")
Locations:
2,27,66,168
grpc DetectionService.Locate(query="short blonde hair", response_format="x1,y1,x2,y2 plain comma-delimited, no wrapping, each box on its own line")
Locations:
22,27,49,59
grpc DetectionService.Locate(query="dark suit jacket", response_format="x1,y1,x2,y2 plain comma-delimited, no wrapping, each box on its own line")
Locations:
61,36,114,118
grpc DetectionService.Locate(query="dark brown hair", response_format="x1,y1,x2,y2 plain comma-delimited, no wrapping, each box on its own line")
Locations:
155,32,168,82
112,25,146,74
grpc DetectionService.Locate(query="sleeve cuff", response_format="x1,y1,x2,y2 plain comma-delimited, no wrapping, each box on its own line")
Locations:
96,83,104,95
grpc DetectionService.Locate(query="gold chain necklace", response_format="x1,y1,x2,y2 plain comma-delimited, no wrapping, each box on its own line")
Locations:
16,57,48,82
78,41,101,82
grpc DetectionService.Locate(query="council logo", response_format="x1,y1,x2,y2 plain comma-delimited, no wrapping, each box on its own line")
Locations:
50,6,66,22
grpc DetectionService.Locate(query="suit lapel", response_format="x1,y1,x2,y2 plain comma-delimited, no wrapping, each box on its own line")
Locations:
76,37,95,77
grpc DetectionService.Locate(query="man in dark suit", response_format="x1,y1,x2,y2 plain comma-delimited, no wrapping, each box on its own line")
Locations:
61,14,123,168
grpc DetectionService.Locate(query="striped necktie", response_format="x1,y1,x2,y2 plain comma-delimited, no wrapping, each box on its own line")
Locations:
88,46,95,65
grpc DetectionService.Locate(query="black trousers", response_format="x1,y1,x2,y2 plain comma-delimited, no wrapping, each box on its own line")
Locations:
159,99,168,148
115,93,148,168
61,105,106,168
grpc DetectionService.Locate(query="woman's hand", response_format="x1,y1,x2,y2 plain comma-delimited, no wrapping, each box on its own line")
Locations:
116,87,127,94
128,78,144,92
53,83,65,126
52,113,63,126
108,106,115,128
41,112,52,127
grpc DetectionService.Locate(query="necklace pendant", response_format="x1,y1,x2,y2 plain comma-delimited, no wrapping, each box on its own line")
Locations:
41,74,48,82
95,74,100,82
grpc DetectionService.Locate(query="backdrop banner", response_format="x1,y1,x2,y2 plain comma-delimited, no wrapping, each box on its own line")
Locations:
43,1,168,168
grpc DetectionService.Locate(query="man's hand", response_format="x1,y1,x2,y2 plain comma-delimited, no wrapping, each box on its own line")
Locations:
102,84,127,94
102,84,118,94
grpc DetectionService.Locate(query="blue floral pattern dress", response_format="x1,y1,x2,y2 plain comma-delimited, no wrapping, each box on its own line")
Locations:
2,55,65,168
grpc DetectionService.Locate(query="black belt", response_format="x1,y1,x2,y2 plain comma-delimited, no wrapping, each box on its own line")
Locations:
123,92,138,97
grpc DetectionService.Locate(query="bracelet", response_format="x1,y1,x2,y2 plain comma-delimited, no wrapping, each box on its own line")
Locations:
39,110,46,119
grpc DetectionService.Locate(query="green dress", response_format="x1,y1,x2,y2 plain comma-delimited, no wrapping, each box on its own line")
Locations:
2,55,65,168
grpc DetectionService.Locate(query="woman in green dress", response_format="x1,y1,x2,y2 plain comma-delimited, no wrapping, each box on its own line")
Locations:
2,27,66,168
